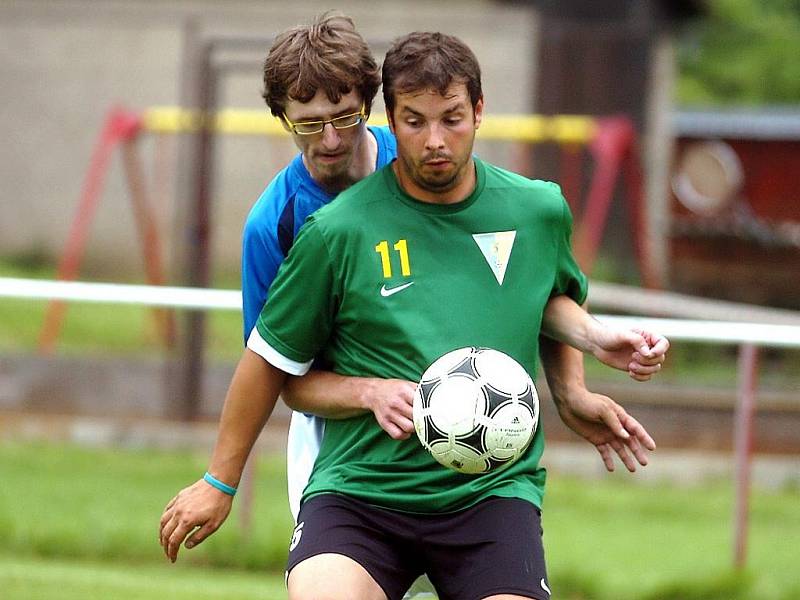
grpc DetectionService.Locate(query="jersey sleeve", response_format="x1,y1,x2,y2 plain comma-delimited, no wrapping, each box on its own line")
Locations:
247,218,337,375
241,214,284,344
551,188,589,305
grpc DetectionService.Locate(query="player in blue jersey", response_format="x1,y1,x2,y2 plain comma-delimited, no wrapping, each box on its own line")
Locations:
242,15,396,515
160,13,666,581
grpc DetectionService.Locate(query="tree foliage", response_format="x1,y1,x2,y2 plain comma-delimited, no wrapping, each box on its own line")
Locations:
677,0,800,105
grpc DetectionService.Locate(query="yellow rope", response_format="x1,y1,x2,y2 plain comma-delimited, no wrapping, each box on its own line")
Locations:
141,106,597,144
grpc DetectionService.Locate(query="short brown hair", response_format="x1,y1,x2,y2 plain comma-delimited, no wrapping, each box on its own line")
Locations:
382,32,483,115
262,12,381,117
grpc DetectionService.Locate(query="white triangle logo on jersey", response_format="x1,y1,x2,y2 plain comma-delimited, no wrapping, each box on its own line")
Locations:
472,231,516,285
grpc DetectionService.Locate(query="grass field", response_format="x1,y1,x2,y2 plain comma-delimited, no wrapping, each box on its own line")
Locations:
0,259,245,362
2,258,799,598
1,440,799,600
1,555,286,600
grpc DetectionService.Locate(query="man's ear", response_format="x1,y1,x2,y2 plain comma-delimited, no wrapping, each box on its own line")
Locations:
473,95,484,130
386,107,396,134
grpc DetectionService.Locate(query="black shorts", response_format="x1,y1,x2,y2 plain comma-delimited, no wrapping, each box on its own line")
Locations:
286,493,551,600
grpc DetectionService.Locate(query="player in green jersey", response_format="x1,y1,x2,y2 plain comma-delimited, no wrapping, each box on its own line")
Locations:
249,33,668,600
159,22,669,600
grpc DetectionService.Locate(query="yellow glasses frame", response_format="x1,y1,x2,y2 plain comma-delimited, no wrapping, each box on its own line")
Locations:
282,103,366,136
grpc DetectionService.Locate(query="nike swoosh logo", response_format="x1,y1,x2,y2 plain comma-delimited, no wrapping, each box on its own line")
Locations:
540,578,551,595
380,281,415,297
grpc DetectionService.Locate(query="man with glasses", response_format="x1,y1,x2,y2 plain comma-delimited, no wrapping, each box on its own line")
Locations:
159,13,661,580
241,14,400,524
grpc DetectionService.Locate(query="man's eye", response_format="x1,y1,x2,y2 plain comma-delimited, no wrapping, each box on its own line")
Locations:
445,117,462,126
406,119,421,127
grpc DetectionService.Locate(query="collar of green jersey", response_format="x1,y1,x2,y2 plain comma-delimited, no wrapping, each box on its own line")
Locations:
384,157,486,214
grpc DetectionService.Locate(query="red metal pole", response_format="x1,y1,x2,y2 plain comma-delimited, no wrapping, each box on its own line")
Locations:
120,135,177,348
38,108,135,353
573,118,631,273
621,141,661,289
733,343,759,569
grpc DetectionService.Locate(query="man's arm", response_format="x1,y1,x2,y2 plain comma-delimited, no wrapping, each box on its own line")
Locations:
541,295,669,381
539,336,656,472
282,372,417,440
241,206,284,342
159,349,286,563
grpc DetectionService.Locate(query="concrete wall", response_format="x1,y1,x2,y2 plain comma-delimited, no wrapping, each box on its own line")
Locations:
0,0,539,279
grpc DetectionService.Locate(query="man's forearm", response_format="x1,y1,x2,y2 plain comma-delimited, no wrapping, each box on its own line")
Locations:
207,349,287,486
282,370,418,441
282,370,374,418
539,335,586,405
540,295,599,354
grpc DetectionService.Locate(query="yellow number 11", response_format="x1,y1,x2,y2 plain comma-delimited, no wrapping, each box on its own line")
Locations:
375,239,411,278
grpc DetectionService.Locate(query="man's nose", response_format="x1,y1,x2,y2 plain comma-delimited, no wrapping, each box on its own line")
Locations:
320,122,342,148
424,123,445,150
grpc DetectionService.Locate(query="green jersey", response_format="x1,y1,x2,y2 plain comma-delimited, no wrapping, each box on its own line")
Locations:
250,158,588,514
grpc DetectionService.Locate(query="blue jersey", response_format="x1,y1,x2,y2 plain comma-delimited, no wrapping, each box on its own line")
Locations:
241,126,397,341
240,125,396,522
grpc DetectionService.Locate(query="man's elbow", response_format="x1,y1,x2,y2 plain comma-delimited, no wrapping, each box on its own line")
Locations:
280,377,305,412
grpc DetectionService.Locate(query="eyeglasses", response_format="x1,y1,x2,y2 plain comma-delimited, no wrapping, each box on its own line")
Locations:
282,104,366,136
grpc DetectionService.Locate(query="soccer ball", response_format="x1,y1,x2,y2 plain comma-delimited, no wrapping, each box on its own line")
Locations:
413,346,539,475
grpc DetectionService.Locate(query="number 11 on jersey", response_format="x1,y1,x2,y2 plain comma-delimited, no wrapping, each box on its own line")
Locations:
375,239,412,278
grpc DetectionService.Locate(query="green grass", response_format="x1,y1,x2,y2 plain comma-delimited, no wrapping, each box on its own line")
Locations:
544,476,800,599
0,295,244,361
0,555,286,600
1,440,799,599
0,258,244,362
0,441,294,570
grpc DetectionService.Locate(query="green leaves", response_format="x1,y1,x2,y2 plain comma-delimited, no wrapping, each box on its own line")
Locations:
677,0,800,105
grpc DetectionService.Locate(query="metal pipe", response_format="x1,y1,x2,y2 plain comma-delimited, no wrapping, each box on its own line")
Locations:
733,343,759,569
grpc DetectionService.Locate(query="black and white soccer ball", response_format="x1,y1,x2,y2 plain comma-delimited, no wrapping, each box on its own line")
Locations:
413,346,539,475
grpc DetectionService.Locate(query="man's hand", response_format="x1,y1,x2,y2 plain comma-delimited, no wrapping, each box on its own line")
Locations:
540,296,669,382
159,479,234,563
590,327,669,382
554,388,656,472
361,378,418,440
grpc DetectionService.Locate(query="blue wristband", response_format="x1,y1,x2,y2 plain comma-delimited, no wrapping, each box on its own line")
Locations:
203,471,237,496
